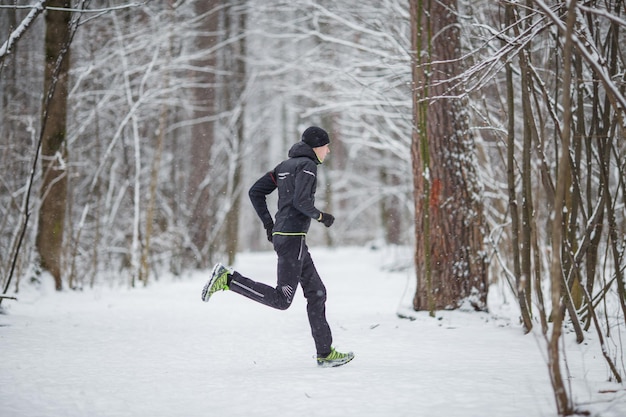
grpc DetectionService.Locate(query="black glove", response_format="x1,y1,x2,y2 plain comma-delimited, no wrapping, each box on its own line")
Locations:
318,212,335,228
264,221,274,242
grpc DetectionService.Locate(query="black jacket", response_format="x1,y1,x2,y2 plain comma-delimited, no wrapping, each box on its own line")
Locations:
249,141,322,235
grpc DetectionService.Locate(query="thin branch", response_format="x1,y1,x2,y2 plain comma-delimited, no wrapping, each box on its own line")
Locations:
533,0,626,125
0,0,47,60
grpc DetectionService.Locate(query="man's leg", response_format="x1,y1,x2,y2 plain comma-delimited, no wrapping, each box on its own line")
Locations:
228,235,301,310
299,243,333,357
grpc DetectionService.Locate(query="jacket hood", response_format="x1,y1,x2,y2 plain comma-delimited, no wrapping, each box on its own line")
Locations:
288,141,321,164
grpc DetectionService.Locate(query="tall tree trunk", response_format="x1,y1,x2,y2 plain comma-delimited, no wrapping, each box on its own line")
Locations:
547,0,577,413
36,0,72,290
381,165,402,245
223,2,246,266
188,0,219,267
410,0,488,313
505,2,533,333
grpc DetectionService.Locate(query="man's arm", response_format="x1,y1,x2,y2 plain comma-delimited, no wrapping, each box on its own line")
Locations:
248,171,277,228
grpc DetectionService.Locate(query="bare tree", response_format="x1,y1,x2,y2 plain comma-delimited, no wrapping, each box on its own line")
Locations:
409,0,488,314
35,0,72,290
221,1,247,265
459,0,626,413
187,0,220,268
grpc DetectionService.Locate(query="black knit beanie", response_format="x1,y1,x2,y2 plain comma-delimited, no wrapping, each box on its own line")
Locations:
302,126,330,148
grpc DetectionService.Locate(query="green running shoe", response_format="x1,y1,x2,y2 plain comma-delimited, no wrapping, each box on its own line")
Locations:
317,347,355,368
201,263,230,302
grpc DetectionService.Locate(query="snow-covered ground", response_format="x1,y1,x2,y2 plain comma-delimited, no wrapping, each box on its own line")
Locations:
1,246,625,417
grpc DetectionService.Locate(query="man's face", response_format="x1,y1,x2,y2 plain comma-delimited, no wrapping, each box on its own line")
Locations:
314,144,330,163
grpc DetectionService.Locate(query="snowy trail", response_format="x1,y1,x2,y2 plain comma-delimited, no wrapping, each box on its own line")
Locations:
1,247,624,417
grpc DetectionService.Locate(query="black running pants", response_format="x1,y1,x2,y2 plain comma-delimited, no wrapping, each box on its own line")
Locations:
229,235,333,356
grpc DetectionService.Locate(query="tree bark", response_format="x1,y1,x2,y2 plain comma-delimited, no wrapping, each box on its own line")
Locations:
188,0,219,267
410,0,488,312
36,0,72,290
223,2,246,266
505,2,533,333
547,0,577,413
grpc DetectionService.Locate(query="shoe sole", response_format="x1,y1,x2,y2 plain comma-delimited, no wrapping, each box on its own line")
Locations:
201,263,224,302
317,354,355,368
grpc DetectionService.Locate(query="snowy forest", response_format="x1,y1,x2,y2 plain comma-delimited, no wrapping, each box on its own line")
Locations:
1,0,626,415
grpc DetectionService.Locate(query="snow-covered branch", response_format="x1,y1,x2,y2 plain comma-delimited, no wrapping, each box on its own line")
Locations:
533,0,626,124
0,0,46,59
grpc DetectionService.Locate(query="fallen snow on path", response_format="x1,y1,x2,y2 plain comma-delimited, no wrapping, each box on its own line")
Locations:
1,246,625,417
